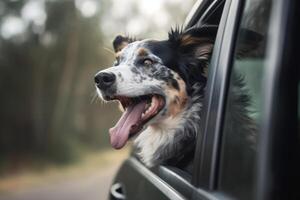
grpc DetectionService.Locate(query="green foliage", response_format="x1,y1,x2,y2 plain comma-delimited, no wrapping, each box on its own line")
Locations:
0,0,119,166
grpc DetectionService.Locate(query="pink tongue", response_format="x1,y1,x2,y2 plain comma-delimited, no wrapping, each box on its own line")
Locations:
109,101,146,149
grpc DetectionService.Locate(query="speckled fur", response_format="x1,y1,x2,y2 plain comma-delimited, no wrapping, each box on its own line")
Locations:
96,27,219,167
135,83,204,167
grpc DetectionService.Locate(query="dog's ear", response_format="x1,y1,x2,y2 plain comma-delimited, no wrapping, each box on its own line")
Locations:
168,26,217,83
112,35,136,53
168,25,218,61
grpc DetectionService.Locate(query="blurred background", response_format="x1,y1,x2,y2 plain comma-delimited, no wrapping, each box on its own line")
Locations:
0,0,194,199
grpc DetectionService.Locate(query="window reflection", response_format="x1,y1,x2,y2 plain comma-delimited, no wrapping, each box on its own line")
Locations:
218,0,272,199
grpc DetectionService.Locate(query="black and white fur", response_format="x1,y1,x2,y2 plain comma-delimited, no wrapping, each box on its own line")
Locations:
94,26,255,168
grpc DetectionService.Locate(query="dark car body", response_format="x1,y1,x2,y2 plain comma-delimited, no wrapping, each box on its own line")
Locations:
109,0,300,199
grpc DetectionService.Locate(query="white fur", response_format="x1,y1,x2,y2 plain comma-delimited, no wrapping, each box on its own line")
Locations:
135,94,203,167
135,116,182,166
100,64,164,97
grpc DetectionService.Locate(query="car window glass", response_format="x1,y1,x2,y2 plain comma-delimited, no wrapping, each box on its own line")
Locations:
218,0,272,199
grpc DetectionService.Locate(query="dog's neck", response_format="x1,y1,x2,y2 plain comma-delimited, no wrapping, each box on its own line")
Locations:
134,83,204,167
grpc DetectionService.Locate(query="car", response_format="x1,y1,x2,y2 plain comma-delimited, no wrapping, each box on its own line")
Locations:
108,0,299,199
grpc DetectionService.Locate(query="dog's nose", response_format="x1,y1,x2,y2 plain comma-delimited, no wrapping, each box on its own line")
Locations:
94,72,116,90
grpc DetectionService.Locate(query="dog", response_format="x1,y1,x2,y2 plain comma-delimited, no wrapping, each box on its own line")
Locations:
94,25,218,168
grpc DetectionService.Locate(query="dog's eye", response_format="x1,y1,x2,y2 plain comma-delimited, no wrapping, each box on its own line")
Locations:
143,58,153,66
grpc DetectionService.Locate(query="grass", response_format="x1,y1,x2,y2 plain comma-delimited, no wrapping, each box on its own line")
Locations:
0,148,130,194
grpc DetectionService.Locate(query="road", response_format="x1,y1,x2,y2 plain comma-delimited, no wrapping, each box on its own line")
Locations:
0,165,118,200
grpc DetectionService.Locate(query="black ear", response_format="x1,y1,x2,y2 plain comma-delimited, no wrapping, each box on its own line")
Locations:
112,35,136,53
168,25,218,61
168,25,218,81
168,25,218,47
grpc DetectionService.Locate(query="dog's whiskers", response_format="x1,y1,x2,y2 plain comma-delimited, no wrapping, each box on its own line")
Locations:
103,47,115,55
90,92,99,104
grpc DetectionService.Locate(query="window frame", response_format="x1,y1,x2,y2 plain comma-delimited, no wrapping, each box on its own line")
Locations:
184,0,220,27
192,0,245,190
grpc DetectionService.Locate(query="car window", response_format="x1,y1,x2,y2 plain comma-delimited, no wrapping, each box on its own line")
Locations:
218,0,272,199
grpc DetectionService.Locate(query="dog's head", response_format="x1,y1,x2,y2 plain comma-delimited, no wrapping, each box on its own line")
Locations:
95,26,217,150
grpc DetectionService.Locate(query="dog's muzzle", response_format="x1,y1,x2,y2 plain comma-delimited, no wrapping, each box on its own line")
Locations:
94,72,116,90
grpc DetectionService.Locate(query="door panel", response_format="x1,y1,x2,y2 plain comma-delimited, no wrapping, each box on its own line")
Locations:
109,158,185,200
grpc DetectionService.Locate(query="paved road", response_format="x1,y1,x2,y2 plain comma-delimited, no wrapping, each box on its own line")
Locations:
0,166,119,200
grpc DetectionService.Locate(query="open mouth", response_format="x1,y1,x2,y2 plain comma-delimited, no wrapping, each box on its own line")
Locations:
109,94,165,149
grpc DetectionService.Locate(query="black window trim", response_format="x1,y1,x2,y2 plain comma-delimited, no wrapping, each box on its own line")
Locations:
192,0,245,190
196,0,225,27
184,0,217,28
